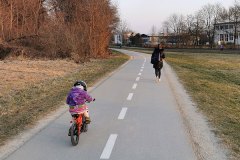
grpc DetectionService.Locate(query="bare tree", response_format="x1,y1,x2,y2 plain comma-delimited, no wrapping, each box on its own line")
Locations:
0,0,45,42
199,3,225,48
116,19,130,45
164,14,187,47
0,0,119,61
187,12,205,47
150,25,157,36
149,25,158,44
228,0,240,48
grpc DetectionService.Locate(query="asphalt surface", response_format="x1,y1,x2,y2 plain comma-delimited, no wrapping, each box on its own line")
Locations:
2,50,197,160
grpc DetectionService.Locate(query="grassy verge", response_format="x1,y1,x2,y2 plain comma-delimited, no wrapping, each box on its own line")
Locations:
165,52,240,157
0,51,129,146
120,46,240,54
125,48,240,158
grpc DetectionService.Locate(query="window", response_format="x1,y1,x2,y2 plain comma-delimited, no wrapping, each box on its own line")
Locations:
229,25,233,29
225,34,229,41
220,34,224,41
230,33,234,41
225,25,229,30
220,25,224,30
215,25,219,30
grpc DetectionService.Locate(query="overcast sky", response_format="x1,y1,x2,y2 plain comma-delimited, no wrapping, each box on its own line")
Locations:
111,0,235,34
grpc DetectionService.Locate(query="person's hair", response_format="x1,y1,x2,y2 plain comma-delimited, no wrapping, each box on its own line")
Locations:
157,42,164,48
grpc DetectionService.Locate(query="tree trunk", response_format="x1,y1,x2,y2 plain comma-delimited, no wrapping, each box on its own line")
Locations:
10,0,13,39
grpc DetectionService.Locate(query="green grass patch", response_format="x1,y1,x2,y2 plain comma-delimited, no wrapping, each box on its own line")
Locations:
122,46,240,54
0,52,129,146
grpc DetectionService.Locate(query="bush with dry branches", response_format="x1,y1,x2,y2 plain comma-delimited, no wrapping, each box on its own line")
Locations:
0,0,119,62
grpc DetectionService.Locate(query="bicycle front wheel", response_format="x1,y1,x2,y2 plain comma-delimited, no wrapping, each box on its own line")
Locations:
70,123,79,146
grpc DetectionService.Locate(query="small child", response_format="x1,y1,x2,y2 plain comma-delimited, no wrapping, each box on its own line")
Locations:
220,44,224,51
66,80,94,124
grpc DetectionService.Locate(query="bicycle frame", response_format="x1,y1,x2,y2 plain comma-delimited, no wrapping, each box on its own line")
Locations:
71,113,83,135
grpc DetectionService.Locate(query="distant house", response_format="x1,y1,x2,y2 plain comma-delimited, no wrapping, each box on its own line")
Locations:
142,34,169,47
214,22,240,46
142,35,160,47
141,34,150,47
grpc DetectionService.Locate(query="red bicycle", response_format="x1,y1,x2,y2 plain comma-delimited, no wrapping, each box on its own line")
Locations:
69,100,94,146
69,113,88,146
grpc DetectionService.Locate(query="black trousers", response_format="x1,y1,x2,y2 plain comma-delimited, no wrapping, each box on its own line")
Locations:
154,61,163,78
155,68,161,78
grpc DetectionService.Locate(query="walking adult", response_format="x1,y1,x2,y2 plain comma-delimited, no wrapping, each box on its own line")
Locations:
151,43,165,82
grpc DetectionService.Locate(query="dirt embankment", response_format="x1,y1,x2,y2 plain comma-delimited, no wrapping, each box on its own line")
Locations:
0,58,80,147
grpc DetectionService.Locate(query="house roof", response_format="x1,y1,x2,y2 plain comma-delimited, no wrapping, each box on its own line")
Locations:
214,21,240,25
141,34,149,37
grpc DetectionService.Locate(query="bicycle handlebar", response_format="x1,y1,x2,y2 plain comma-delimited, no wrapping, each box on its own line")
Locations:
85,98,95,103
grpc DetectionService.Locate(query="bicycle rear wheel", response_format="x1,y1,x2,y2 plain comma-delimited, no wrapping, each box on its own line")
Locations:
81,116,88,132
70,123,79,146
82,123,88,132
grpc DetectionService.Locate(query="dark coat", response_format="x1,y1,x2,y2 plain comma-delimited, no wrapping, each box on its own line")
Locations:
151,48,165,69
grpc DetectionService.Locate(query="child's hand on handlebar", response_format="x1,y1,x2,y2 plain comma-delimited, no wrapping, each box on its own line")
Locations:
85,98,95,103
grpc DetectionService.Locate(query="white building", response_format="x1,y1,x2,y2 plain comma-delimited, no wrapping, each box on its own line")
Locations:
113,34,122,45
214,22,240,45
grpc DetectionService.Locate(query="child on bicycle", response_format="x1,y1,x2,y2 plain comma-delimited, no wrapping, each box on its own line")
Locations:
66,80,94,124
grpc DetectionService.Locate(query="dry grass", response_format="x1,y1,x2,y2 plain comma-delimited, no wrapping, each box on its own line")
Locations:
166,53,240,159
0,51,129,146
0,60,79,97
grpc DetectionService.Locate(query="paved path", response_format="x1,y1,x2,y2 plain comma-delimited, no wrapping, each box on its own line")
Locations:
2,50,197,160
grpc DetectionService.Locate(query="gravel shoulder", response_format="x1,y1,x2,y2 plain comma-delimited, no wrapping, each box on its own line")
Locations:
164,61,229,160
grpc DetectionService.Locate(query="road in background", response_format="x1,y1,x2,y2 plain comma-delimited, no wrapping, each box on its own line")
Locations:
3,49,196,160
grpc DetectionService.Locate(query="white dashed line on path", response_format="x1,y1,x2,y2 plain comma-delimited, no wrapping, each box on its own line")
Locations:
136,77,140,81
138,73,142,76
127,93,134,101
118,108,128,120
132,83,137,89
100,134,118,159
